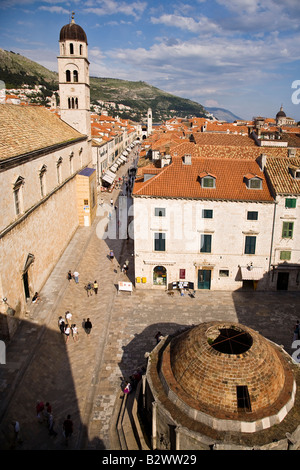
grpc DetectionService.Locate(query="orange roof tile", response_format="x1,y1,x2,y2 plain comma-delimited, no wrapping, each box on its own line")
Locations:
133,156,273,202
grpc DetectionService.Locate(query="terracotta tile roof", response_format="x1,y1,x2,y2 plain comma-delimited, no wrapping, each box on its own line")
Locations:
170,141,300,160
265,156,300,195
133,157,274,202
192,132,256,147
0,104,85,161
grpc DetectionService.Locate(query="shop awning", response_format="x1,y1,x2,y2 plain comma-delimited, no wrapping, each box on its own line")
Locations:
240,266,264,280
110,164,118,172
120,155,127,162
102,172,116,185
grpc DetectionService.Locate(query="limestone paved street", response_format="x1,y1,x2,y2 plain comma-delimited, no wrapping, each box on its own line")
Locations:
0,173,300,450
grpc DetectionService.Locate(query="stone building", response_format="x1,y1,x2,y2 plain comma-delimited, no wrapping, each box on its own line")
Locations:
132,155,275,291
0,17,94,339
142,321,300,450
261,153,300,291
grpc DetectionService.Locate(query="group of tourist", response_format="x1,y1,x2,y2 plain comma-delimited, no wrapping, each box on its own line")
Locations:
58,312,92,343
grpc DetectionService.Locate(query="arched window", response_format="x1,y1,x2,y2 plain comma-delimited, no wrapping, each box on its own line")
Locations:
73,70,78,82
79,44,83,55
66,70,71,82
13,176,25,216
57,157,63,184
39,165,47,198
153,266,167,286
70,43,74,54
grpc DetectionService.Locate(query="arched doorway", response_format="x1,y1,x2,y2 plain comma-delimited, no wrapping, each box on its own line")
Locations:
153,266,167,286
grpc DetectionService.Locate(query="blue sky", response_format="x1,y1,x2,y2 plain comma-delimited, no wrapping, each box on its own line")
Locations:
1,0,300,121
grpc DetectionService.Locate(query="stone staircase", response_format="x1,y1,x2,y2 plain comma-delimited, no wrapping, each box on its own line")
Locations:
116,380,150,451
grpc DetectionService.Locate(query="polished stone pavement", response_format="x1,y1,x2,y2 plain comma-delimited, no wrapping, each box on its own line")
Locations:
0,160,300,450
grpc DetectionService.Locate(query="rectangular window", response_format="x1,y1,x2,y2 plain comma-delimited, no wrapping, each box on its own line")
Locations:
245,236,256,254
200,234,212,253
247,211,258,220
282,222,294,238
237,386,251,412
154,233,166,251
285,198,296,209
280,251,291,261
249,178,262,189
219,269,229,277
155,208,166,217
202,177,215,188
202,209,213,218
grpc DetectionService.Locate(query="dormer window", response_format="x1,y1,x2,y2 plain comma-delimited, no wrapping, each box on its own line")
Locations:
289,165,300,179
199,172,216,188
244,173,262,190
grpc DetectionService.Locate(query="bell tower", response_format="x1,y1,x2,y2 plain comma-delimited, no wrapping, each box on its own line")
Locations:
147,107,153,136
58,12,91,138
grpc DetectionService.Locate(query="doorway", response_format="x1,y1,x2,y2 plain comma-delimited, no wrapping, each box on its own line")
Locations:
277,272,289,290
198,269,211,289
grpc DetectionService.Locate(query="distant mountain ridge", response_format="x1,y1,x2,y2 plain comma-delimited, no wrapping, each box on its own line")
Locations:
0,48,239,123
205,107,243,122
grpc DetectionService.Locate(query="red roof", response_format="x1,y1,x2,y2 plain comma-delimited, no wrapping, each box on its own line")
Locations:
133,157,274,202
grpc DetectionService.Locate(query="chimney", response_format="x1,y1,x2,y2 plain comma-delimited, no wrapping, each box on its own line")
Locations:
288,148,296,158
257,153,267,170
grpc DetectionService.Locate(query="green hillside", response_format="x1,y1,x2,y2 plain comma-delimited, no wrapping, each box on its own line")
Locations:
0,48,208,122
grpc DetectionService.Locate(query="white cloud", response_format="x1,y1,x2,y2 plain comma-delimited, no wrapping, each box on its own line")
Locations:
151,13,219,34
39,6,70,14
83,0,147,20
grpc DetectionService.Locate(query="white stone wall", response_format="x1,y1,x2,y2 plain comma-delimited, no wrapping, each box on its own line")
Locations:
133,197,274,290
0,141,90,233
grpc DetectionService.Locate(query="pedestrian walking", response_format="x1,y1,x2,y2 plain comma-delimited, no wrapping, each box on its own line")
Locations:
59,317,65,335
110,198,113,206
36,401,44,422
93,280,98,294
64,324,71,343
109,250,114,261
71,324,79,342
84,282,93,296
84,318,92,337
11,420,22,447
32,292,41,304
65,311,72,324
48,413,57,437
44,402,52,421
73,271,79,283
67,270,73,282
62,415,73,447
293,321,300,341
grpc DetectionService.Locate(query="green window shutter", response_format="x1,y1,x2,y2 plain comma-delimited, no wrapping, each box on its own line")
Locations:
285,198,296,209
154,233,165,251
282,222,294,238
247,211,258,220
202,209,213,218
280,251,291,261
200,234,212,253
245,236,256,254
